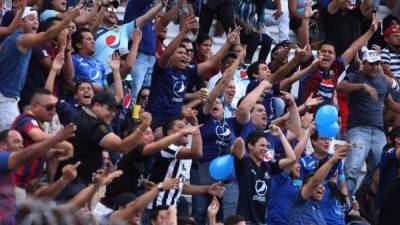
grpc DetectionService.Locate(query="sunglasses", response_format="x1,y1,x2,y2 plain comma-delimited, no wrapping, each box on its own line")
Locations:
38,103,56,111
186,48,194,53
140,94,149,99
106,7,117,13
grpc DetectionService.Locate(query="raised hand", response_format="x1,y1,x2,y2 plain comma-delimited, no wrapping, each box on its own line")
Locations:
62,161,80,183
301,112,314,129
182,107,198,125
280,91,296,106
227,26,241,44
51,52,65,73
109,52,121,71
140,112,152,127
93,168,123,186
207,196,220,217
303,0,317,19
369,13,379,33
332,143,351,162
181,15,198,34
305,93,323,108
269,124,283,137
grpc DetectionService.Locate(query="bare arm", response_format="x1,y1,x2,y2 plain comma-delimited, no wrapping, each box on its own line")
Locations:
159,15,197,68
236,80,272,124
155,2,181,31
136,2,165,28
336,79,367,93
0,4,24,37
280,58,318,91
341,14,378,65
176,126,203,160
326,0,345,15
109,53,124,102
8,124,75,170
385,94,400,114
58,169,123,211
90,6,106,34
120,28,142,78
269,125,296,169
197,27,240,75
202,58,238,114
382,64,396,79
18,7,81,51
45,52,65,92
74,4,100,26
100,113,152,153
271,46,308,83
143,131,186,156
231,137,245,160
34,162,79,199
301,144,350,199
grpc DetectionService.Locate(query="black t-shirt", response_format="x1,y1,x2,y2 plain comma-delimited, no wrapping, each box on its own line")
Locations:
104,146,146,200
378,177,400,225
20,46,51,108
321,6,364,55
235,156,281,223
56,108,112,183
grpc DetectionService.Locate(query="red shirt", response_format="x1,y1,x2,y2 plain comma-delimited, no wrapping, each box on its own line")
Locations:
11,112,44,189
300,56,346,113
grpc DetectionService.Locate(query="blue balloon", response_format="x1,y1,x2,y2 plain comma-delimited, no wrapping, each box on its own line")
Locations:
316,105,338,126
274,97,286,117
209,154,234,180
317,122,340,138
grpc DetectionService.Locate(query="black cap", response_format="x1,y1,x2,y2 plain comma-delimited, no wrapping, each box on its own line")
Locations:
91,92,119,107
113,193,137,209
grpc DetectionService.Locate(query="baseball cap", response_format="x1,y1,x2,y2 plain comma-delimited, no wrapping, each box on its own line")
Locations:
362,49,381,63
384,24,400,37
91,92,119,108
22,7,38,19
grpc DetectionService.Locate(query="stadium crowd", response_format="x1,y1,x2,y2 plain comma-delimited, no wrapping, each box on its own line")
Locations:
0,0,400,224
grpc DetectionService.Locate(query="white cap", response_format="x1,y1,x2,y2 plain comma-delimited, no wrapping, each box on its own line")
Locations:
22,7,38,19
362,49,381,63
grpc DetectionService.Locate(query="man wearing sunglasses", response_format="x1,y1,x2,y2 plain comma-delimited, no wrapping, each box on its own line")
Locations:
10,88,74,203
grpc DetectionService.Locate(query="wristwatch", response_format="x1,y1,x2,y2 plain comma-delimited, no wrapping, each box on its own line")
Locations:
157,182,164,191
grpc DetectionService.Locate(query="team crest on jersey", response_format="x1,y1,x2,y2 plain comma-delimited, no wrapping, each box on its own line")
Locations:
105,34,120,49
